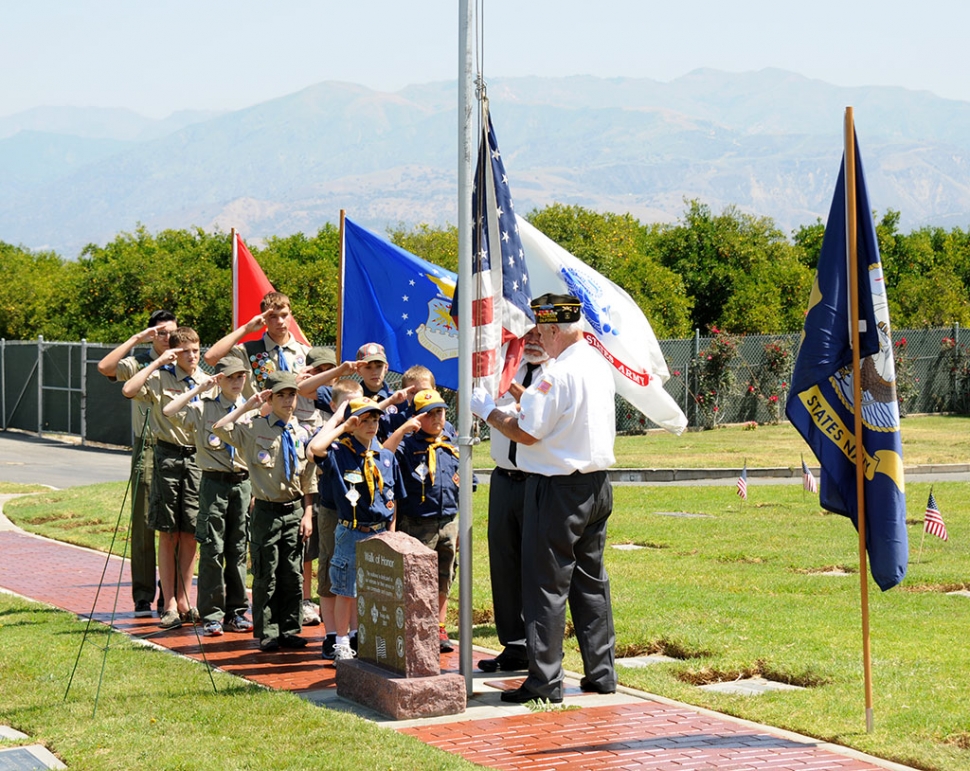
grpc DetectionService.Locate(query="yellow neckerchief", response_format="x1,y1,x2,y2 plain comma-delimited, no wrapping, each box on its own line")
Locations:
419,432,459,485
339,436,384,504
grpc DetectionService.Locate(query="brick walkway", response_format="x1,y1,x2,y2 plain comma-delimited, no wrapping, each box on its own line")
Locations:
0,527,911,771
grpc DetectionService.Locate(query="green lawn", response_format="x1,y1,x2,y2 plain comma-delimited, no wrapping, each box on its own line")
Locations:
3,416,970,769
0,596,475,771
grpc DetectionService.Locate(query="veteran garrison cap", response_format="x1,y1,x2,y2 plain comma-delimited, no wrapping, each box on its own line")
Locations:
530,293,582,324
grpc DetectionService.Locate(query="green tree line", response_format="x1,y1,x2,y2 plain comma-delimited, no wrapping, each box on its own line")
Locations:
2,201,969,344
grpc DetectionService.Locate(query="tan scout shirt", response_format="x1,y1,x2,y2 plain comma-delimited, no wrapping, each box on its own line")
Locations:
132,364,212,448
228,335,321,431
115,349,159,443
168,394,253,474
213,414,315,502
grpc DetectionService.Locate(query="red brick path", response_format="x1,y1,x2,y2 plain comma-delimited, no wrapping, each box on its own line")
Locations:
0,529,901,771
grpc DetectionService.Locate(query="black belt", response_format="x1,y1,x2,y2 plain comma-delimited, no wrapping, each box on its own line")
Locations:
155,439,196,456
338,520,388,533
493,467,528,482
258,498,304,513
202,470,249,484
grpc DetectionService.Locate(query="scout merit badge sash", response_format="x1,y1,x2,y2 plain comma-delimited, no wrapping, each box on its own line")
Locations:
244,339,306,391
339,437,386,529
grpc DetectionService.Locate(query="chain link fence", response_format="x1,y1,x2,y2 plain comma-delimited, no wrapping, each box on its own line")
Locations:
2,327,965,447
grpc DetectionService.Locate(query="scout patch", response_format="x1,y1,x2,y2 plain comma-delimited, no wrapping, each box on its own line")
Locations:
536,377,553,394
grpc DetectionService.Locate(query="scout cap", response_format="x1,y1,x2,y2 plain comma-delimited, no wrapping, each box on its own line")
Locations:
265,371,298,394
214,357,248,377
413,388,447,415
306,347,337,369
347,396,384,419
530,293,582,324
356,342,387,364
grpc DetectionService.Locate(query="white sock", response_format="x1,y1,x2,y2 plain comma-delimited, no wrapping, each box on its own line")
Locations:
336,635,350,648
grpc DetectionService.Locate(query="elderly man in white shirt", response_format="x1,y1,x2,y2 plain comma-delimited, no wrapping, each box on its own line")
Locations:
472,293,617,704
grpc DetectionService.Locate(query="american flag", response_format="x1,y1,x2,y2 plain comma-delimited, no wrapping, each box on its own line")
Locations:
924,492,948,541
737,463,748,500
459,104,534,395
801,457,818,494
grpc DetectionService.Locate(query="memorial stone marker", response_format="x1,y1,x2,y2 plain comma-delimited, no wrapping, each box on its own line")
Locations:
335,531,465,719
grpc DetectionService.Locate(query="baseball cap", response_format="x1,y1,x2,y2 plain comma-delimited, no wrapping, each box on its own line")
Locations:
356,342,387,364
347,396,385,419
214,357,248,377
306,347,337,369
413,389,447,415
265,371,298,394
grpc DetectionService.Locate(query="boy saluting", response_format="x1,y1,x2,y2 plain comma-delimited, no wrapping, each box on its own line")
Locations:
162,357,255,637
308,397,406,662
213,371,316,653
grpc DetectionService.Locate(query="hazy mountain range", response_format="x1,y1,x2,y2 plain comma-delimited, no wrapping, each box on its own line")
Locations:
2,68,970,259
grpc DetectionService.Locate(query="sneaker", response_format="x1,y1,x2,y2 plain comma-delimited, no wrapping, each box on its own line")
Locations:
158,610,182,630
203,620,224,637
333,643,355,661
439,627,454,653
134,600,153,618
224,614,254,633
321,634,337,660
301,599,321,626
180,607,201,625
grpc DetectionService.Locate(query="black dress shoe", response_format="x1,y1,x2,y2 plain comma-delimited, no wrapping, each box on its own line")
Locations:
579,678,616,694
280,635,308,649
478,652,529,673
258,637,280,652
500,685,562,704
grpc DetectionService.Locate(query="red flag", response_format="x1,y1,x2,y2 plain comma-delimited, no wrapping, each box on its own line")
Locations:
232,232,309,346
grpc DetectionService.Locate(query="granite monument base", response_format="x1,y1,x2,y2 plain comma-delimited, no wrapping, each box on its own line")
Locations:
336,659,466,720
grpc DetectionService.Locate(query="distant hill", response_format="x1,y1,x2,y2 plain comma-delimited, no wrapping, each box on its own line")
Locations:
2,69,969,258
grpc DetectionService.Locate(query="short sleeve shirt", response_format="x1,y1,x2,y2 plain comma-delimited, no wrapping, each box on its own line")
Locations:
317,436,405,527
516,340,616,476
169,394,252,473
131,364,212,447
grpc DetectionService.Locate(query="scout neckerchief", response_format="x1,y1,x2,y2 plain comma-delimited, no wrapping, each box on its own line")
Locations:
274,419,297,479
414,432,459,503
161,364,199,402
339,436,384,528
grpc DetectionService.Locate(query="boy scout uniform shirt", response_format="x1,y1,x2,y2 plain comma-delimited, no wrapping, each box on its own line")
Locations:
114,349,160,441
213,414,315,503
396,429,461,519
516,341,616,476
168,394,252,473
226,334,320,429
318,437,405,527
131,364,212,448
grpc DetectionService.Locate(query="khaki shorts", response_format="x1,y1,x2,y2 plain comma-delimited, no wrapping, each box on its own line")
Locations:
149,443,201,534
396,515,458,596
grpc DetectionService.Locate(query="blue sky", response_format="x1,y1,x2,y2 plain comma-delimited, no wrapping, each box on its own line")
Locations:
2,0,967,118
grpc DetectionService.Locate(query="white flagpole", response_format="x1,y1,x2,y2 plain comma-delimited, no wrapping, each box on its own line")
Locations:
456,0,475,694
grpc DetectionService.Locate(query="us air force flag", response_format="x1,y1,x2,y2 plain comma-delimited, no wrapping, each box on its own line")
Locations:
785,133,908,591
342,218,459,388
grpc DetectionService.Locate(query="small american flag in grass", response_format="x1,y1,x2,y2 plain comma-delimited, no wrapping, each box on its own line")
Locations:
737,463,748,500
924,492,948,541
802,457,818,494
